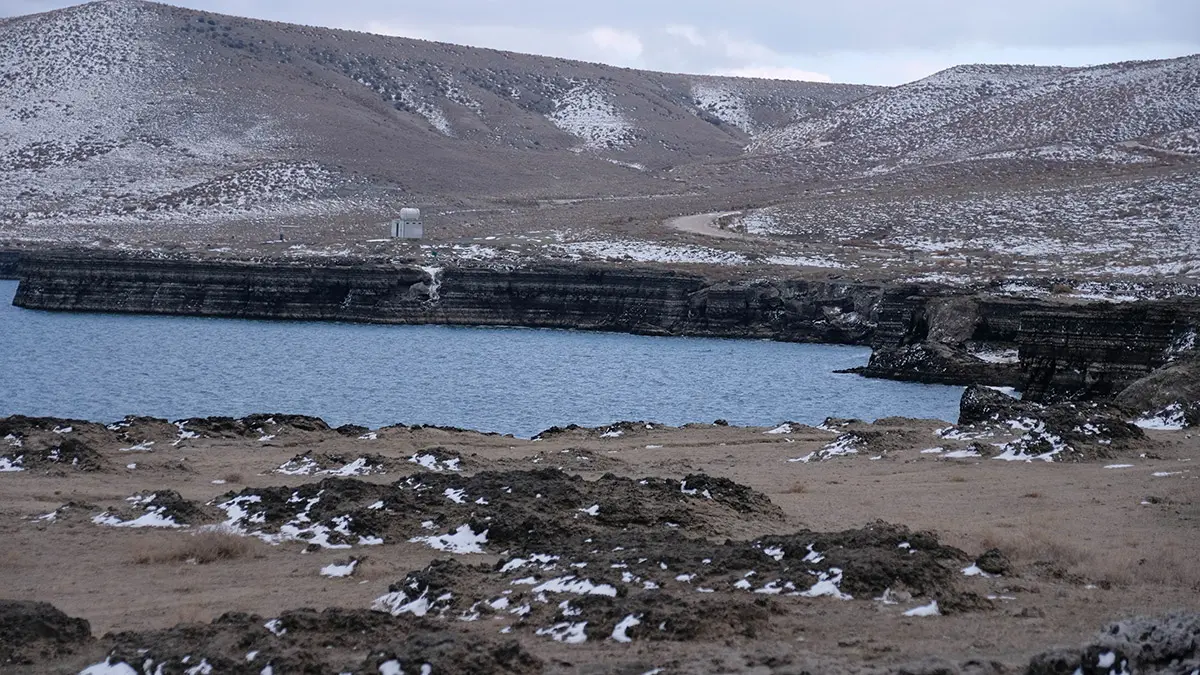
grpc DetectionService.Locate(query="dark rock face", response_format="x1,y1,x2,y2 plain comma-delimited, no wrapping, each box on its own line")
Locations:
13,253,883,344
14,253,1200,402
0,599,92,665
1114,357,1200,426
859,341,1023,386
0,250,19,279
1020,302,1200,402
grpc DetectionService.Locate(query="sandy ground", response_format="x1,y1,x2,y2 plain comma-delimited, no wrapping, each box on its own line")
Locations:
1,416,1197,673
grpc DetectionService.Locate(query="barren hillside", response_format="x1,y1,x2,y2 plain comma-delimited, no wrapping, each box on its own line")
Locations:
1,0,1198,289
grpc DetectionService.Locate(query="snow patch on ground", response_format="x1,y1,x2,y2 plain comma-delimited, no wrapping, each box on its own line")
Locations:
409,524,488,554
548,84,636,150
1133,403,1189,430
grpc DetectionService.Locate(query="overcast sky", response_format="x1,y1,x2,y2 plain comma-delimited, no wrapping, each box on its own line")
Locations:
5,0,1199,84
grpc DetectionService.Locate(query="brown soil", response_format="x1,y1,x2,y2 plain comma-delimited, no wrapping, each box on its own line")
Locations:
0,413,1197,673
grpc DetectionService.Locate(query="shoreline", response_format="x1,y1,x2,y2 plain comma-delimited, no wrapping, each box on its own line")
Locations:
9,249,1200,402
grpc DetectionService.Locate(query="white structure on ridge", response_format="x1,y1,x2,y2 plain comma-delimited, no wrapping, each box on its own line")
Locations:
389,208,423,239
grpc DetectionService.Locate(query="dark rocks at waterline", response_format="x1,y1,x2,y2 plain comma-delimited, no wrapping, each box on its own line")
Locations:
848,341,1023,387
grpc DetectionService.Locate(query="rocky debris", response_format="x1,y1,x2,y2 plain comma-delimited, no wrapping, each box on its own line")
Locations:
93,607,541,674
0,416,113,472
973,549,1011,577
92,491,212,528
104,415,182,445
176,413,331,440
0,436,106,473
383,423,503,438
334,423,370,437
951,385,1144,461
1027,612,1200,675
0,600,92,666
274,451,395,476
0,415,111,441
212,469,783,551
371,522,978,646
532,420,663,441
524,447,624,472
1115,357,1200,428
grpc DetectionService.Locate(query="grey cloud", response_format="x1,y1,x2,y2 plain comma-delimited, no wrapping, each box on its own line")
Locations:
3,0,1198,84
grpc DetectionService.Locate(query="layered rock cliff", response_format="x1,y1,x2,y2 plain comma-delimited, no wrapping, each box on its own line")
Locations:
12,253,1200,402
0,250,20,279
12,253,882,344
852,287,1200,400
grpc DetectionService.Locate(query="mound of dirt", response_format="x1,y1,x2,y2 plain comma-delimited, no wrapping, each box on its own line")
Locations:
0,436,106,473
372,522,975,646
274,452,396,476
214,469,783,551
1027,612,1200,675
104,415,181,444
92,491,212,528
0,415,111,441
94,607,540,674
0,599,92,666
531,420,664,441
175,413,331,439
953,385,1144,461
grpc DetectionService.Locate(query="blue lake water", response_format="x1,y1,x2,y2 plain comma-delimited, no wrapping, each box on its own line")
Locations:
0,280,963,437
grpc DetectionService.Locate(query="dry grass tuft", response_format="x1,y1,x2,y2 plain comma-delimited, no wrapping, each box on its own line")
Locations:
980,524,1090,568
222,472,244,484
781,481,807,494
981,522,1200,590
136,529,256,565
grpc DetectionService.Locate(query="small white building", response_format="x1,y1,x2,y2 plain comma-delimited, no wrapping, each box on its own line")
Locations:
389,208,423,239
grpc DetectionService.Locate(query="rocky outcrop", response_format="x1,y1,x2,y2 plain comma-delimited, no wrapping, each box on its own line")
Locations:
0,250,20,279
0,599,92,665
12,253,883,344
1027,612,1200,675
1020,301,1200,401
956,384,1144,459
1114,357,1200,426
853,287,1027,386
12,252,1200,401
857,284,1200,399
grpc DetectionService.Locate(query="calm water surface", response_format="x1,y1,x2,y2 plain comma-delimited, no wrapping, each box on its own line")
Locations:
0,281,963,437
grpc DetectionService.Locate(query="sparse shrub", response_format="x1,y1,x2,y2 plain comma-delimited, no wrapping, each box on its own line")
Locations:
136,529,254,565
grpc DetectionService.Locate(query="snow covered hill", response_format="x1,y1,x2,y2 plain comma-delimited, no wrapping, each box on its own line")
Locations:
0,0,876,234
747,57,1200,176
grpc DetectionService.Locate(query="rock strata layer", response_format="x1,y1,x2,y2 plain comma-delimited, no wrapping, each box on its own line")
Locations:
12,253,1200,401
